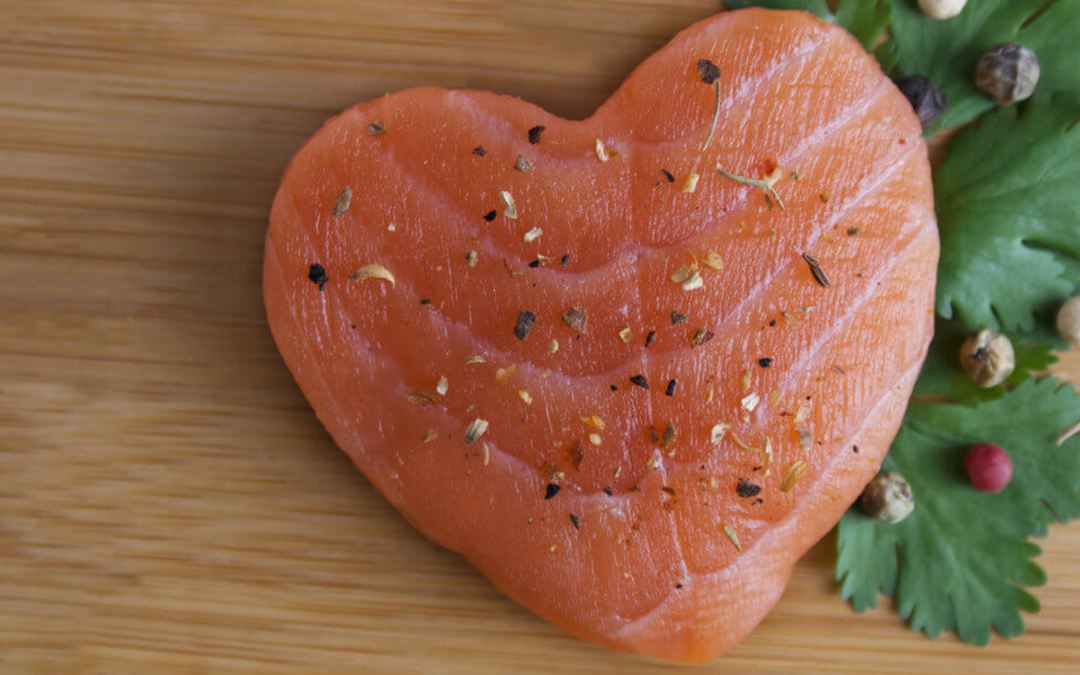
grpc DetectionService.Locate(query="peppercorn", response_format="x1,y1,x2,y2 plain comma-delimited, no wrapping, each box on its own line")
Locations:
895,75,947,129
959,328,1015,388
964,443,1012,493
976,43,1040,106
1056,296,1080,346
918,0,967,19
858,471,914,524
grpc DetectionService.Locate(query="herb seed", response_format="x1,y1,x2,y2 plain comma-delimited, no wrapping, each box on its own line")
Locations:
332,186,353,216
801,253,831,288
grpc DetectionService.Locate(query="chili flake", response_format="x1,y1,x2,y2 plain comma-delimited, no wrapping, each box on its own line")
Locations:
500,190,518,219
332,186,353,216
618,326,633,343
523,227,542,243
513,311,536,341
495,365,516,385
723,525,742,552
464,418,489,446
741,392,760,411
629,374,649,390
308,263,328,290
544,483,561,500
690,328,714,348
702,252,723,270
518,390,533,405
802,253,831,288
595,139,611,163
736,479,762,498
561,307,588,334
710,422,730,444
682,173,700,193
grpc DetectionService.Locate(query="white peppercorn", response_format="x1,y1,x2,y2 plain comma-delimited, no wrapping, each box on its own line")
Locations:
959,329,1015,388
918,0,967,20
858,472,915,524
976,43,1040,105
1057,296,1080,346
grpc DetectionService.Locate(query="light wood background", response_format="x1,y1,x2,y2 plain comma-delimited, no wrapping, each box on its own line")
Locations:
2,1,1079,673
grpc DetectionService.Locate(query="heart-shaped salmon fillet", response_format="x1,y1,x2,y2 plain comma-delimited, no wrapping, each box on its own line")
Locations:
264,7,937,662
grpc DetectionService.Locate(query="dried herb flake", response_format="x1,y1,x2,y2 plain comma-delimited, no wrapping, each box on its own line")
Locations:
513,310,536,341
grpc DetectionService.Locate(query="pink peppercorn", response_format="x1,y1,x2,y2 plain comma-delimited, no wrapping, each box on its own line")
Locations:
964,443,1013,493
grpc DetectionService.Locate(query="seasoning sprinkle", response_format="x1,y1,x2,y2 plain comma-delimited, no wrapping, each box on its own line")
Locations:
513,310,536,341
464,355,486,365
618,326,633,343
436,375,449,396
710,422,730,444
523,227,543,243
782,305,814,324
690,328,714,348
665,379,677,397
348,264,396,287
715,164,786,210
513,155,533,173
723,525,742,552
527,125,545,144
660,169,675,183
473,145,487,156
308,263,328,290
548,339,559,353
483,210,497,222
500,190,518,219
629,374,649,390
561,307,588,334
683,173,700,193
847,226,859,237
422,429,438,444
701,80,721,152
544,483,561,500
670,265,695,284
569,513,581,529
406,392,435,407
702,252,723,270
697,58,721,85
801,253,831,288
589,433,602,446
661,422,677,448
671,311,688,325
464,418,489,446
482,442,491,466
741,392,760,411
332,186,353,216
736,478,762,498
465,250,478,267
495,365,516,385
595,139,611,163
759,358,773,368
780,461,809,492
581,415,605,430
741,369,751,391
681,271,704,291
518,390,533,405
645,330,657,348
366,119,386,136
796,425,813,450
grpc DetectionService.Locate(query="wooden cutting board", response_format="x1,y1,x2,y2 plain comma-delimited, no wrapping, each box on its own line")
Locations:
2,2,1079,673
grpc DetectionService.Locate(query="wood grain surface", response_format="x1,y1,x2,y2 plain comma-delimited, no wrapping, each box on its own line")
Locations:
2,1,1079,673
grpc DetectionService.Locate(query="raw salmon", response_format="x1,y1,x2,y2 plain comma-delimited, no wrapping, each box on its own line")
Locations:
263,7,937,662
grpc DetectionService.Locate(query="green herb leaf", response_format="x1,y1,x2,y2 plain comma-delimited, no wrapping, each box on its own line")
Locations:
934,95,1080,339
888,0,1080,133
836,378,1080,644
725,0,891,50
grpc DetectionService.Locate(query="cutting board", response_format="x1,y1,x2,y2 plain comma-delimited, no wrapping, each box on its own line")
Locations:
2,2,1079,673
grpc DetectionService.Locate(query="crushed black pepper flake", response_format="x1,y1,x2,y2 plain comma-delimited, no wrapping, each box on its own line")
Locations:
648,426,661,444
629,374,649,390
544,483,561,500
528,259,540,268
697,58,721,85
528,125,546,144
561,306,588,334
665,379,677,397
660,169,675,183
420,299,433,308
603,485,614,496
802,253,832,288
473,145,487,156
661,422,677,448
690,328,714,348
671,311,688,325
560,254,570,266
366,120,386,136
483,210,497,222
736,478,762,499
759,358,773,368
847,226,859,237
853,445,860,454
645,330,658,348
569,513,581,529
609,384,618,392
662,486,676,496
514,310,537,341
769,319,777,327
308,263,329,290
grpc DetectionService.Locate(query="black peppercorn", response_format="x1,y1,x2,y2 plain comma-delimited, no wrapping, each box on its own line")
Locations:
976,43,1040,106
895,75,947,129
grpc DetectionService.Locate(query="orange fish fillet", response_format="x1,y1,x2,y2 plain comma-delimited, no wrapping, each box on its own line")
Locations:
263,8,938,662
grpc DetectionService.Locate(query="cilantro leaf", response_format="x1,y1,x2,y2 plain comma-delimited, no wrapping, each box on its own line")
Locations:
836,378,1080,644
888,0,1080,132
934,94,1080,338
725,0,891,49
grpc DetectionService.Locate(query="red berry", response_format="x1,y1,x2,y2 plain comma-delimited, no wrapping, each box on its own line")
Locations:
964,443,1012,493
